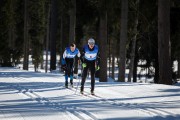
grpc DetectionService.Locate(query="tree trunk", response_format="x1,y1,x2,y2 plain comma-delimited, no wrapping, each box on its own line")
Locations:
8,0,15,49
112,41,115,80
69,0,77,74
108,40,111,78
158,0,172,85
8,0,16,65
60,15,63,56
154,53,159,83
128,0,139,82
45,2,51,73
69,0,76,43
59,15,64,72
118,0,128,82
41,54,44,69
133,44,138,82
23,0,29,70
50,0,58,71
178,58,180,79
99,12,107,82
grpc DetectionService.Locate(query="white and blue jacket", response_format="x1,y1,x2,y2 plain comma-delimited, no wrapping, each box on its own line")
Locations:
83,45,99,61
63,47,80,59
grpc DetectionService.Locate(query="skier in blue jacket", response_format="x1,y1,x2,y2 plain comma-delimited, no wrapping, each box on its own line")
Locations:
62,43,80,88
80,38,100,95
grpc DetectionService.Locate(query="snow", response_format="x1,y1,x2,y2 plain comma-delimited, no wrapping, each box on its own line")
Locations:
0,67,180,120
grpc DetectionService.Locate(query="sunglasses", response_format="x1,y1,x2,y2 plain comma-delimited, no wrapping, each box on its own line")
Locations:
89,43,94,46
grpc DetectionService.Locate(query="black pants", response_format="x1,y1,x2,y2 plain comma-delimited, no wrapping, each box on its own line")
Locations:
65,58,74,81
65,62,74,77
81,61,95,92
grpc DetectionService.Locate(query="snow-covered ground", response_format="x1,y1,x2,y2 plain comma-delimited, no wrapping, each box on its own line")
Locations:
0,67,180,120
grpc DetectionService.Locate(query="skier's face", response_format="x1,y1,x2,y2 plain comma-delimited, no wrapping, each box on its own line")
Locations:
70,46,75,52
88,43,94,49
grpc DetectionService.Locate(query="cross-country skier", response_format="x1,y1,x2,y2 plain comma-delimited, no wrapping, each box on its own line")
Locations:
61,43,80,88
80,38,100,95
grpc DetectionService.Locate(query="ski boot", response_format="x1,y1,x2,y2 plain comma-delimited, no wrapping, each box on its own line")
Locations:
70,80,73,87
65,81,68,88
91,90,95,95
80,87,84,94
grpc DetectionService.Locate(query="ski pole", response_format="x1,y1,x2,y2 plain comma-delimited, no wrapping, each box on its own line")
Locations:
75,64,82,94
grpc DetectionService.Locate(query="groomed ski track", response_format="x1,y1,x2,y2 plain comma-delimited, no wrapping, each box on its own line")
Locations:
0,67,180,120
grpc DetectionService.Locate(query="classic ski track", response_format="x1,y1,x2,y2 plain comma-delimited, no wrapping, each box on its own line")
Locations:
106,84,176,117
8,76,98,120
68,86,176,118
6,74,176,119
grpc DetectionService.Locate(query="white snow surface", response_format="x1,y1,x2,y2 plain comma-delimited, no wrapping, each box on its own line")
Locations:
0,67,180,120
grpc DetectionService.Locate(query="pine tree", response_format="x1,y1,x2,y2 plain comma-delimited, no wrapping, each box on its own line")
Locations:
50,0,58,71
0,0,17,66
23,0,29,70
128,0,139,82
98,0,108,82
158,0,172,85
28,0,46,72
45,1,51,73
118,0,128,82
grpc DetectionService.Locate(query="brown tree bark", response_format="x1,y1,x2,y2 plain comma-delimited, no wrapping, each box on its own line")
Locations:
45,2,51,73
50,0,58,71
118,0,128,82
99,11,108,82
128,0,139,82
158,0,172,85
23,0,29,70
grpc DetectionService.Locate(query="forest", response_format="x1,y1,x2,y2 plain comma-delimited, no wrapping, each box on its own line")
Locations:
0,0,180,85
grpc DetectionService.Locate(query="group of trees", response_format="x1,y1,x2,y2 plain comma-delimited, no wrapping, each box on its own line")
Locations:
0,0,179,85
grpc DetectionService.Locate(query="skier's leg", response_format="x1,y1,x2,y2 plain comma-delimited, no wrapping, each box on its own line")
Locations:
70,63,74,86
70,75,73,85
65,69,68,88
81,67,88,92
65,63,71,87
90,66,95,93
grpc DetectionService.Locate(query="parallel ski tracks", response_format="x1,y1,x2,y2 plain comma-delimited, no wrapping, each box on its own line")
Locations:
68,85,176,118
8,75,98,120
8,75,176,119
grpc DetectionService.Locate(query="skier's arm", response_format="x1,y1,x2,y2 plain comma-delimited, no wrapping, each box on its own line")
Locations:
94,50,100,71
80,47,85,63
76,49,81,66
96,51,100,66
61,49,67,65
63,49,67,59
61,49,67,71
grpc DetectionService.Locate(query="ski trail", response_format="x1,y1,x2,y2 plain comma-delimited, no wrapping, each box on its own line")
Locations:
68,87,177,118
96,84,178,118
5,76,98,120
1,68,179,119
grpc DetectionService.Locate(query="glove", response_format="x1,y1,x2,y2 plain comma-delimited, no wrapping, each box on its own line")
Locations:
82,63,87,68
96,66,100,71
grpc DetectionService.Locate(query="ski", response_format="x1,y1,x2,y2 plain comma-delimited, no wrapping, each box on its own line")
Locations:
91,94,100,97
88,93,101,98
81,92,100,97
80,92,88,96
